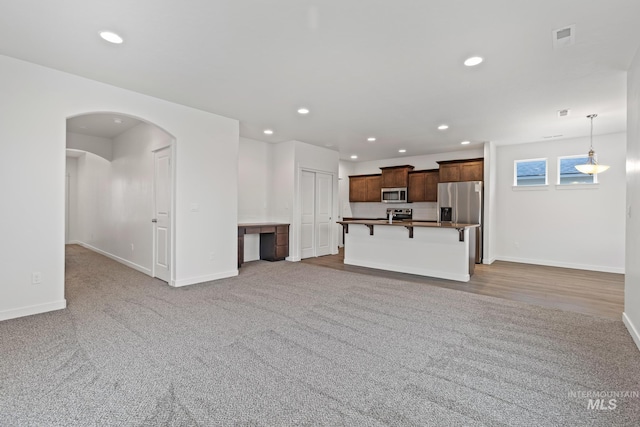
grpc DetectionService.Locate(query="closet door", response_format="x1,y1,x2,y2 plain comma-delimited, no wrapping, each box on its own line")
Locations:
300,170,333,259
300,171,315,259
315,172,332,257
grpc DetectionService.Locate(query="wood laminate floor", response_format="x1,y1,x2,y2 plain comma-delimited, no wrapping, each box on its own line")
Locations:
302,248,624,320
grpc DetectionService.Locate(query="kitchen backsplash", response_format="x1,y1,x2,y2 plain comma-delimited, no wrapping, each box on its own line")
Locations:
347,202,437,221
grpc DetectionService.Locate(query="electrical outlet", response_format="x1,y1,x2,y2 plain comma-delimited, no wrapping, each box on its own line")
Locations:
131,243,134,251
209,252,215,261
32,272,42,285
514,241,520,249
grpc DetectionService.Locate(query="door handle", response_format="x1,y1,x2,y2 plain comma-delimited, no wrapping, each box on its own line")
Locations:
151,219,158,223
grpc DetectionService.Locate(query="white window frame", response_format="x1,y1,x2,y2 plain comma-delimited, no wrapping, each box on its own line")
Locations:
513,158,548,187
557,154,598,185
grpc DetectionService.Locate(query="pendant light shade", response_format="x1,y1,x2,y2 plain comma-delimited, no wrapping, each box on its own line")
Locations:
575,114,609,175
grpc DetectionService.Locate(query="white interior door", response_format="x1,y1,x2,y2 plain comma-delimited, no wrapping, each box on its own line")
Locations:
301,170,315,259
315,172,332,256
153,146,171,282
300,170,333,259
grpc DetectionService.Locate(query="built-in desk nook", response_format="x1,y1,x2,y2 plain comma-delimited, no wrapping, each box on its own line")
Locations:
237,223,290,268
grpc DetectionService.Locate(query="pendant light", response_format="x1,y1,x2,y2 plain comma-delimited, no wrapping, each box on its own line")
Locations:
575,114,609,175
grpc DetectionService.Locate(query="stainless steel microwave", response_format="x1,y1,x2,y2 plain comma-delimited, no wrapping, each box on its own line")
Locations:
381,187,407,203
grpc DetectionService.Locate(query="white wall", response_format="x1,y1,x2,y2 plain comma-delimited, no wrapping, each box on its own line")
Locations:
66,132,113,160
625,47,640,350
238,137,271,223
0,54,238,321
495,132,626,273
344,148,485,221
338,161,356,246
270,141,296,225
76,151,112,253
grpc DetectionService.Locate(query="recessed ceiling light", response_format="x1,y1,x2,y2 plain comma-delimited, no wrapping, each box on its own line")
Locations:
113,118,124,124
464,56,483,67
350,155,358,159
100,31,123,44
461,141,471,145
398,149,407,153
438,124,449,130
367,137,376,142
297,108,310,115
263,129,274,135
325,143,334,147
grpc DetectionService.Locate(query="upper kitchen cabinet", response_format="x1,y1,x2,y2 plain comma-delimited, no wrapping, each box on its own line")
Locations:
349,174,382,202
380,165,414,188
408,169,439,202
437,158,484,182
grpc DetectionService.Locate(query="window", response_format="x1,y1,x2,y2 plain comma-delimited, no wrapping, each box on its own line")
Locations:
558,155,596,184
514,159,547,186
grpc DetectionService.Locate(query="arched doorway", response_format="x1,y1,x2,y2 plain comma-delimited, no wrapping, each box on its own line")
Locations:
65,112,175,283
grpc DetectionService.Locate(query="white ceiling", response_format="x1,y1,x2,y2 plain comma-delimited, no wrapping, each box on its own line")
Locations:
2,0,639,161
67,114,142,139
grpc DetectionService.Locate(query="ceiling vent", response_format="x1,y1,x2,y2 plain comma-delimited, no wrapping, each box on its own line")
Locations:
552,25,575,49
557,109,570,118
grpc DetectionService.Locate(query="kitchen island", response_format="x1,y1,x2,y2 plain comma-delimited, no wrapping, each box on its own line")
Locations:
337,219,479,282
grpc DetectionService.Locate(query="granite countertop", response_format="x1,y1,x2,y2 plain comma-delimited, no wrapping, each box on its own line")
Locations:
337,219,479,228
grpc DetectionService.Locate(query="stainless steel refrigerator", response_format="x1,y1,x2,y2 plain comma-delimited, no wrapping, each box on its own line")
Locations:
437,181,483,263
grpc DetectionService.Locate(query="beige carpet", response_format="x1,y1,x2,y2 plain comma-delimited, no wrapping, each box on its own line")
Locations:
1,244,639,426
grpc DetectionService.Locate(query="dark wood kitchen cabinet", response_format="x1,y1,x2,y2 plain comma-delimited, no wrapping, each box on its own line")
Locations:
408,169,439,202
349,176,367,202
437,158,484,182
380,165,414,188
349,174,382,202
365,175,382,202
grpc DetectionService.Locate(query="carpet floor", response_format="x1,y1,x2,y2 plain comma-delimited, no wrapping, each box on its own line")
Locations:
1,245,639,426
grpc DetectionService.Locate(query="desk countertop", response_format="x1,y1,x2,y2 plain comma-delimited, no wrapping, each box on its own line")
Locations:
238,222,289,228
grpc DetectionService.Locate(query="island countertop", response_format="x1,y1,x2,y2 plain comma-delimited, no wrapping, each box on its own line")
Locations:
337,219,479,228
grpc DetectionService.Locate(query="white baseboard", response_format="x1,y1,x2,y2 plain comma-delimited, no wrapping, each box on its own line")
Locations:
78,242,152,276
0,300,67,322
171,270,239,287
345,257,470,282
483,256,497,265
623,312,640,353
495,255,624,274
286,256,301,262
66,240,82,245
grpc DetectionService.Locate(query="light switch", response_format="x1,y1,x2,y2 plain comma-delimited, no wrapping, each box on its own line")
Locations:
190,203,200,212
